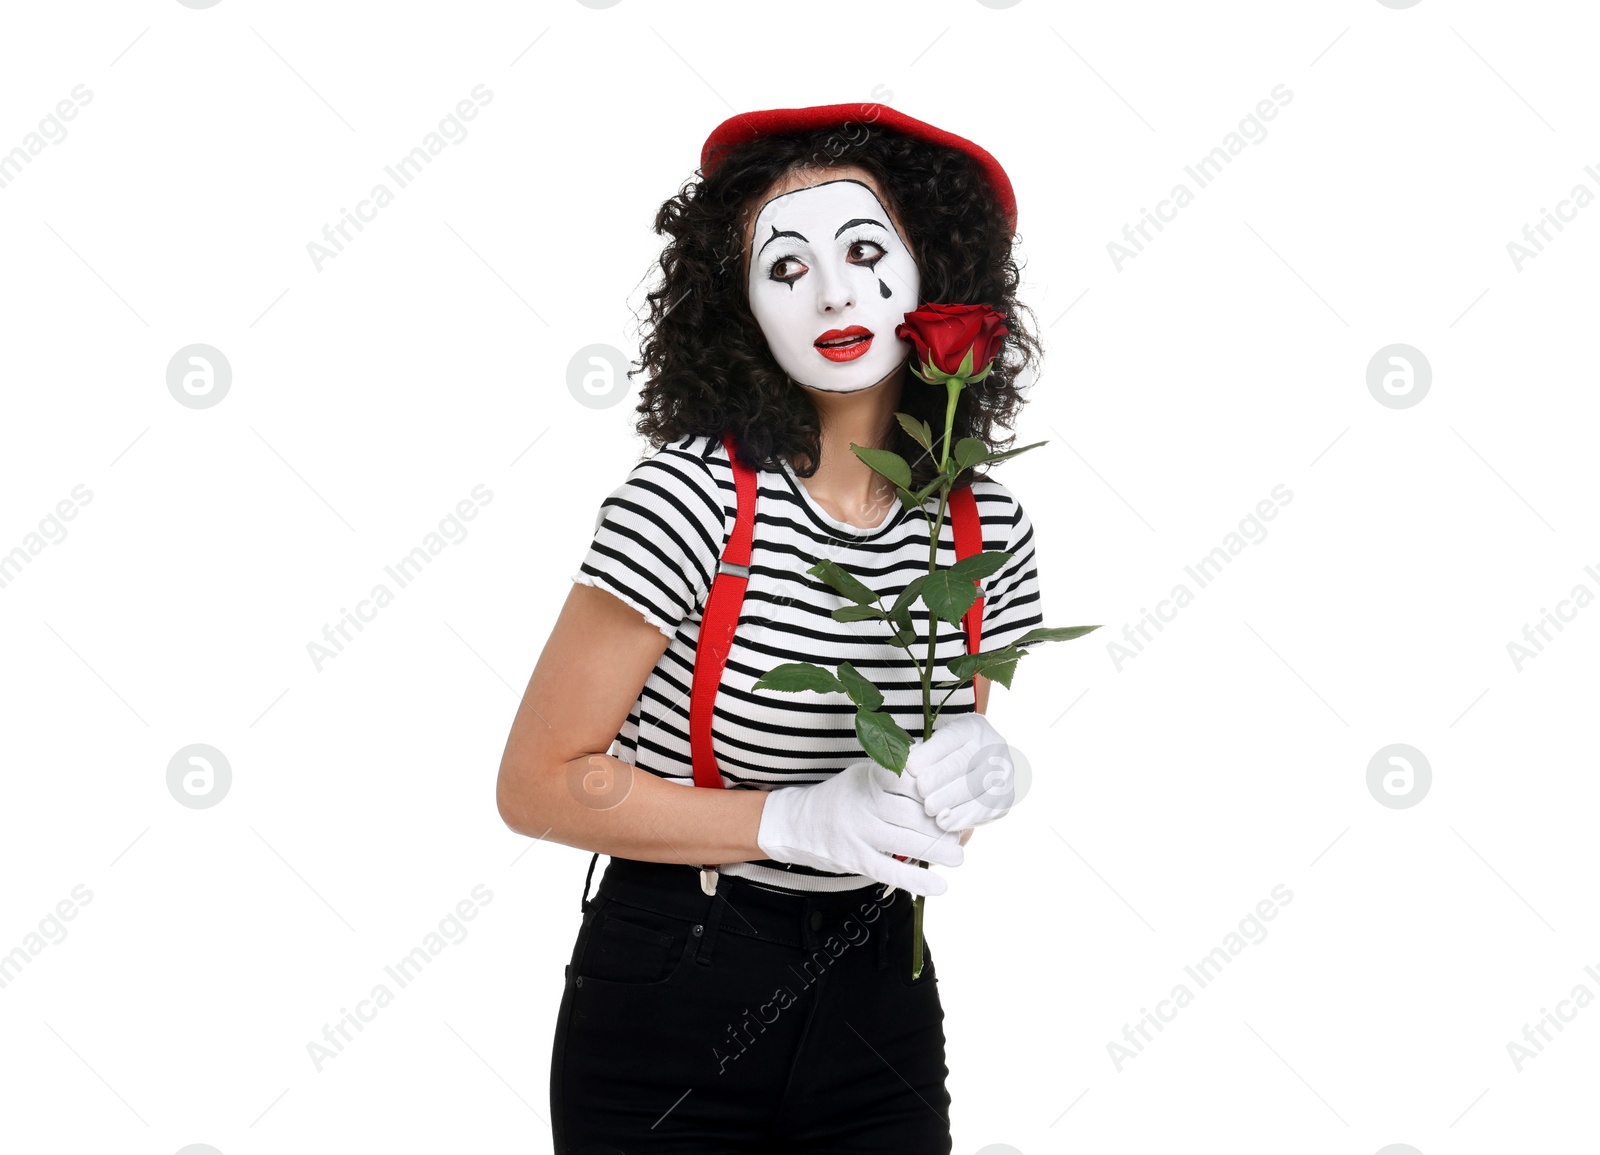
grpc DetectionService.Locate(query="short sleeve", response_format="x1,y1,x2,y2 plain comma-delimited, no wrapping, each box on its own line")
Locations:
977,489,1044,653
571,447,726,639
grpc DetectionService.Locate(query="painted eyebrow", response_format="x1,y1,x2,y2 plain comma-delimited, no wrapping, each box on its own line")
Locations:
755,217,889,258
835,217,885,237
758,226,806,257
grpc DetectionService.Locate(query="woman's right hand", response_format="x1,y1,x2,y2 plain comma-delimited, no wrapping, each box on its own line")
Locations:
755,754,964,896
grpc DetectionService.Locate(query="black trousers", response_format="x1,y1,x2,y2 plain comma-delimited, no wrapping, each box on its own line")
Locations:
549,854,954,1153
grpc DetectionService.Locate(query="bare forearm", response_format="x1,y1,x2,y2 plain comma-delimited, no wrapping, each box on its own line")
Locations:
498,752,768,866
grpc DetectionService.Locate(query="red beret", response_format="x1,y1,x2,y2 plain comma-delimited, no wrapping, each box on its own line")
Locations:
700,101,1017,230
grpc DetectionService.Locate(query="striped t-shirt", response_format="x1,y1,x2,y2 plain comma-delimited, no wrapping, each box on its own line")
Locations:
572,432,1044,893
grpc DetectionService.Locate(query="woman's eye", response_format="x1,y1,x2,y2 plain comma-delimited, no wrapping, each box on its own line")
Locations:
766,239,884,284
848,239,887,266
769,256,807,283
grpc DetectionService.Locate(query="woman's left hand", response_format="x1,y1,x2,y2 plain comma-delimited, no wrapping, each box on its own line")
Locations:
905,713,1019,832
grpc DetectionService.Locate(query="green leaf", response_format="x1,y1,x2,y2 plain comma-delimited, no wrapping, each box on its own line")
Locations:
752,662,847,696
946,647,1023,688
936,628,1101,689
808,559,878,606
949,549,1012,583
890,602,913,635
832,603,888,623
946,646,1021,678
921,570,981,625
955,344,976,380
964,439,1050,469
850,444,912,490
835,662,884,711
897,472,937,510
890,575,927,617
1012,624,1102,646
952,437,988,473
856,708,913,773
889,628,916,648
980,659,1018,688
895,412,934,454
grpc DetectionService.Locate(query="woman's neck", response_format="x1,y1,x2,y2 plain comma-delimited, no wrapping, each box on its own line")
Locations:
789,370,908,528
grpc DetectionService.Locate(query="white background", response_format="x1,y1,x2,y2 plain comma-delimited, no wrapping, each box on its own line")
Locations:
2,1,1597,1152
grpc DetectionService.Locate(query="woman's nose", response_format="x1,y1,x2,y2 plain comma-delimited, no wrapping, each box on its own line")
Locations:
813,258,855,312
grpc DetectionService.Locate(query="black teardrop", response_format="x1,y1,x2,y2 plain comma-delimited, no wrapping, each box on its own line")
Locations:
878,278,891,299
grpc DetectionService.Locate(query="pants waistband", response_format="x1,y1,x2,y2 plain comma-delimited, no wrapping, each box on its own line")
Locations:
590,856,908,953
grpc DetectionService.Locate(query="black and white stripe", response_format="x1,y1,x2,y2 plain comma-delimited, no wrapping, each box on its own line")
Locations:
572,433,1044,892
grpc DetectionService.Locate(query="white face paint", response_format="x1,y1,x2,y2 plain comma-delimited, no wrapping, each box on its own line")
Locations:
745,177,921,394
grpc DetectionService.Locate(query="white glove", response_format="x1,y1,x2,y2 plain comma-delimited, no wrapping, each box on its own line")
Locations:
906,713,1019,832
756,752,964,896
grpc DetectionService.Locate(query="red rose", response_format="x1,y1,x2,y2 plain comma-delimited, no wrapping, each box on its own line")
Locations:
895,302,1010,384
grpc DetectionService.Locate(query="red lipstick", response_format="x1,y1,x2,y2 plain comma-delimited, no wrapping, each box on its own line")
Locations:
814,325,874,363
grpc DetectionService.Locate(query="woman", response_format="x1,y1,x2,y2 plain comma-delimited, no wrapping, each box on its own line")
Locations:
497,102,1046,1153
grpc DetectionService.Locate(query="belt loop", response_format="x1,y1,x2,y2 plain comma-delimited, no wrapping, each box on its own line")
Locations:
580,851,601,915
697,881,731,966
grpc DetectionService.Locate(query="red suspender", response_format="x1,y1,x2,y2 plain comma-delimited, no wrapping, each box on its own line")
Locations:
948,483,986,655
688,433,985,792
689,432,757,789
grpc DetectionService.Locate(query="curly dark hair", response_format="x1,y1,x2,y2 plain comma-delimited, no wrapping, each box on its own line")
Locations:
625,118,1041,493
